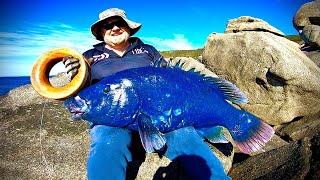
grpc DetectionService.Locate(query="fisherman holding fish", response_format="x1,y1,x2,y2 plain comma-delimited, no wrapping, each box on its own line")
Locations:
63,7,273,180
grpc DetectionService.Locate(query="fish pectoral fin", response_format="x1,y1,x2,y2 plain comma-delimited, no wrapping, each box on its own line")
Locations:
138,113,166,153
197,126,229,144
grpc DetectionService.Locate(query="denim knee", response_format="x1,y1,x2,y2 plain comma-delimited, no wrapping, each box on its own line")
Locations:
87,125,132,180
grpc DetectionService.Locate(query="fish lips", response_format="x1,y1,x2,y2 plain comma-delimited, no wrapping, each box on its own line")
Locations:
64,96,89,121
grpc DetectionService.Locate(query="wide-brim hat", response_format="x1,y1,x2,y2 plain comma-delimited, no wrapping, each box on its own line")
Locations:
91,8,142,41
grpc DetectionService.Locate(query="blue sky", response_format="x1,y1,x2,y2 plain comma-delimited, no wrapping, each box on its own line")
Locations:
0,0,313,77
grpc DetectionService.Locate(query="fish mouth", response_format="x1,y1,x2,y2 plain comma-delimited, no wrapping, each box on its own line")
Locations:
64,95,88,121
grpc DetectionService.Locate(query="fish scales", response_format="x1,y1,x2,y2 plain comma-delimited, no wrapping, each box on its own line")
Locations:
131,68,225,129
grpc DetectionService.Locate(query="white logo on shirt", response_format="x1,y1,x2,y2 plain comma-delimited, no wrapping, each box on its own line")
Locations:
93,53,109,62
132,47,149,55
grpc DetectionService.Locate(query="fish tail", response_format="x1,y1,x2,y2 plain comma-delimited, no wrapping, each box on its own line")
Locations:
229,112,274,154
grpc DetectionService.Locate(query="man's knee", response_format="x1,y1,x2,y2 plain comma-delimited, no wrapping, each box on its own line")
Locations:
89,125,133,161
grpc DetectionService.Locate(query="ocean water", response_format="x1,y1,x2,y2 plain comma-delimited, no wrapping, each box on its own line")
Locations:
0,76,31,96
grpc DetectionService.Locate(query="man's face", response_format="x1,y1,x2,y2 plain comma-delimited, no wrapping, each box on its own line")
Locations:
101,17,131,47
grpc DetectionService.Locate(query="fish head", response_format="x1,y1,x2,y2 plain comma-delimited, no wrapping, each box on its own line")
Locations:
64,78,140,126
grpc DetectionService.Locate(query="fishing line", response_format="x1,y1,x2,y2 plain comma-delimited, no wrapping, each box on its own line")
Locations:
39,99,55,176
77,120,90,159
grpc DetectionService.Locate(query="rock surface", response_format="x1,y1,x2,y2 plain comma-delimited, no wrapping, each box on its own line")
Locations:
229,138,312,180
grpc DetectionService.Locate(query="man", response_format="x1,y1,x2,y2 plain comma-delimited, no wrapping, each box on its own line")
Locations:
63,8,230,180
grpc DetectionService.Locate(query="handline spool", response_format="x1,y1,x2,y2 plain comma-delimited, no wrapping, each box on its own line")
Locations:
30,47,90,100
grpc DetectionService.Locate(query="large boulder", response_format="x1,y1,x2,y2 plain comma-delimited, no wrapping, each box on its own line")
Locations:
293,0,320,67
202,30,320,125
225,16,285,37
293,0,320,38
294,0,320,49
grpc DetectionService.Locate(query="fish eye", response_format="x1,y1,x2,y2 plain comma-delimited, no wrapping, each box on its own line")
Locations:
103,87,110,94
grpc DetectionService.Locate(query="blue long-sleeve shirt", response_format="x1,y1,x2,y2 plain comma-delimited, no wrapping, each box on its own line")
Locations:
83,37,167,83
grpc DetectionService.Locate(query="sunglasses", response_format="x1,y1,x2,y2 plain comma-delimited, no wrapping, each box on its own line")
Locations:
102,19,128,30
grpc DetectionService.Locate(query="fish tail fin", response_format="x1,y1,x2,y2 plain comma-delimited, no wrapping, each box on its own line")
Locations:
229,113,274,154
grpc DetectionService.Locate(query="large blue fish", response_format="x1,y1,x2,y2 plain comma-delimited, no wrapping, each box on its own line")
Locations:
64,62,274,154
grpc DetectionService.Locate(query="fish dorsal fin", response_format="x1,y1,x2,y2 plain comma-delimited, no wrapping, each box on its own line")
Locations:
205,77,248,105
165,59,248,104
137,112,166,153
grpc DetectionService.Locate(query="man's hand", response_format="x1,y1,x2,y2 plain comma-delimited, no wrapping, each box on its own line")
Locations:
62,56,80,81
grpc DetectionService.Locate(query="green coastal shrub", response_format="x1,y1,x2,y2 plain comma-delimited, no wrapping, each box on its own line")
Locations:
160,35,302,58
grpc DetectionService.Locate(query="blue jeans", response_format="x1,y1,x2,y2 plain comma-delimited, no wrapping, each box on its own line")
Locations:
87,125,230,180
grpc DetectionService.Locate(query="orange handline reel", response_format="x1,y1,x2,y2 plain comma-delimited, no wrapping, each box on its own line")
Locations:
30,47,91,100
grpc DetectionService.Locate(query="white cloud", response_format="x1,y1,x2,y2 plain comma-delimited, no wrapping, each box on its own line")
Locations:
0,22,99,76
0,22,98,57
141,34,195,51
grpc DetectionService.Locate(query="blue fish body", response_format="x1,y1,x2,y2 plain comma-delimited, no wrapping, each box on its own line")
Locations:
64,63,274,154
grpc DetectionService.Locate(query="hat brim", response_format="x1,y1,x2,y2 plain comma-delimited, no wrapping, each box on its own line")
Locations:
91,16,142,41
